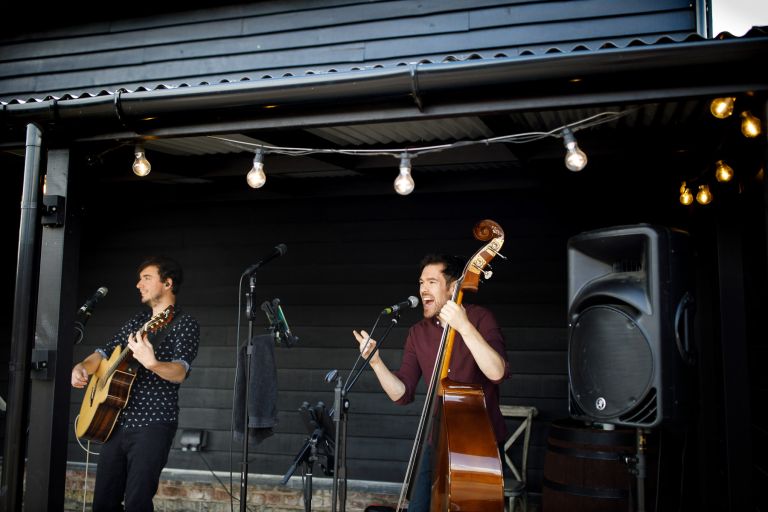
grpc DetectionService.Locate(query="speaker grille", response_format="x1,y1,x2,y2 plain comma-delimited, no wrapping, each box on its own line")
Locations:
569,305,655,421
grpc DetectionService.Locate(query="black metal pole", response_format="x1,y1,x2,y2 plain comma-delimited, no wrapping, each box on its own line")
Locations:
239,273,257,512
331,314,400,512
304,434,318,512
635,428,647,512
330,377,345,512
1,124,43,512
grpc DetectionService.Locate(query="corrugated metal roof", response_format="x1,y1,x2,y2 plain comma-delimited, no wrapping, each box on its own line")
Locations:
6,29,764,107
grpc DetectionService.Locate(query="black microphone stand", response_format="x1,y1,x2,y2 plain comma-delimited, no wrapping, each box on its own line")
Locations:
239,271,263,512
73,310,91,345
281,428,322,512
329,313,401,512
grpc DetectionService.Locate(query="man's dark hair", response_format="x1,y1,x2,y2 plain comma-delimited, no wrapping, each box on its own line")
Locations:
419,253,466,282
137,255,184,294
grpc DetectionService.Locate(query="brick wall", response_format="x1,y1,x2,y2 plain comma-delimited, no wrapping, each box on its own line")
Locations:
64,467,401,511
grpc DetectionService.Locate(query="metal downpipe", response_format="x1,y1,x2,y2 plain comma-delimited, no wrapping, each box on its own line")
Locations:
1,123,43,511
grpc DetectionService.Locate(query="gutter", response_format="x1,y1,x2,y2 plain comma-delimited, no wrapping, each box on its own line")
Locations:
1,35,767,141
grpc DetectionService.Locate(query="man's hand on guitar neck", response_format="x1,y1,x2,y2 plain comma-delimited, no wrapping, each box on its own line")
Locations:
128,330,159,370
128,330,188,383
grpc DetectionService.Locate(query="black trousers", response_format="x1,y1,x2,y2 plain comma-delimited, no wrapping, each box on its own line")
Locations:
92,422,177,512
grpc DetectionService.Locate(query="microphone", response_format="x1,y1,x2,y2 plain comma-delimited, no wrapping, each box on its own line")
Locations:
382,296,419,315
75,286,108,344
261,298,299,346
244,243,287,274
78,286,109,318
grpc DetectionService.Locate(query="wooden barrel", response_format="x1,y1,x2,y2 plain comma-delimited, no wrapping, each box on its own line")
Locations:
542,418,635,512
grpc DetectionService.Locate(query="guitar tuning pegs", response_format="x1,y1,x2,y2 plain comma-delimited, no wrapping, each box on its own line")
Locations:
495,251,508,261
481,269,493,280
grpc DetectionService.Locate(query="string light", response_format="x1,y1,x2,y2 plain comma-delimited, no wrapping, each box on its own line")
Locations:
132,144,151,177
679,182,693,205
740,111,762,138
696,184,713,205
714,160,734,182
246,149,266,188
394,154,415,195
680,98,763,208
208,110,629,191
709,97,736,119
561,128,588,172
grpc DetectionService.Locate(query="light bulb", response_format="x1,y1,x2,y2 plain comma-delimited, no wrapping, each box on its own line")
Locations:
709,97,735,119
679,182,693,205
394,155,415,195
246,150,266,188
741,111,762,138
562,129,587,172
714,160,734,182
696,184,712,205
132,145,151,177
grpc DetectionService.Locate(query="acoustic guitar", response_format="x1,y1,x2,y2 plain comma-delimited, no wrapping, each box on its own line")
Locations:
75,305,174,443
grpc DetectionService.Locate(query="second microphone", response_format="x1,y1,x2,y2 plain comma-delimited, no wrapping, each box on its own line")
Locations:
382,296,419,315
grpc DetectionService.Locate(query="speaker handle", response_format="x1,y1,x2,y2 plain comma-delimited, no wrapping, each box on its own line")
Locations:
674,292,696,365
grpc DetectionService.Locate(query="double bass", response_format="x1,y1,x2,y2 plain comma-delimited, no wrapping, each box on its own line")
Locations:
398,219,506,511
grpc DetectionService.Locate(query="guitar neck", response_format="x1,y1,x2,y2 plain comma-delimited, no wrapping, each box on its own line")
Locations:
102,306,174,382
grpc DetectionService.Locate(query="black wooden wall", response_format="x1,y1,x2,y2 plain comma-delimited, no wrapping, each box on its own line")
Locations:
0,0,699,104
60,152,694,497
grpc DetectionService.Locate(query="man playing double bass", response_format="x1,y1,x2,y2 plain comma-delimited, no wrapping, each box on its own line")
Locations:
353,253,510,511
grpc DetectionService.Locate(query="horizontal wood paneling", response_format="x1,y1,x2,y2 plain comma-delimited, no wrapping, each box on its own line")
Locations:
64,182,578,491
0,0,696,102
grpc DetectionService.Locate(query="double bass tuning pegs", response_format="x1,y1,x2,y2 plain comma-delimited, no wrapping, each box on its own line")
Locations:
479,263,494,281
479,251,508,281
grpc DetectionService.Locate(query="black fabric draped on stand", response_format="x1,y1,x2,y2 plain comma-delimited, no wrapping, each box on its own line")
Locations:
234,333,278,444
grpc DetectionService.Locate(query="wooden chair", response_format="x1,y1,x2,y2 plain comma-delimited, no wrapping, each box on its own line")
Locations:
499,405,538,512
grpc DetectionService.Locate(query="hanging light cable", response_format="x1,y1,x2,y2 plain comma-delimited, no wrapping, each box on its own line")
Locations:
246,148,267,189
394,154,415,195
562,128,588,172
132,143,151,177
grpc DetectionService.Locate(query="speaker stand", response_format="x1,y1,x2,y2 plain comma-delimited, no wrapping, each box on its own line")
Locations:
623,428,648,512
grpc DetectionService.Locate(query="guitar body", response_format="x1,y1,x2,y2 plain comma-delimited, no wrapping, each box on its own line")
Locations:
75,345,138,443
75,305,174,443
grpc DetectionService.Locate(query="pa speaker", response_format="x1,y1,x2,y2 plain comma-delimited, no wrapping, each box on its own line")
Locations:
567,224,694,428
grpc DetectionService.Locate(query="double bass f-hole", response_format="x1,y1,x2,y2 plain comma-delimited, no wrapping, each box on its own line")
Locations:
396,219,506,512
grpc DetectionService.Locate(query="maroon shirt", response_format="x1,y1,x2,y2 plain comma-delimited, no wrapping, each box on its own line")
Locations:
394,304,510,443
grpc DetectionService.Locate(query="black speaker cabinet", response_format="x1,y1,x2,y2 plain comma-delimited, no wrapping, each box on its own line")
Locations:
567,224,694,428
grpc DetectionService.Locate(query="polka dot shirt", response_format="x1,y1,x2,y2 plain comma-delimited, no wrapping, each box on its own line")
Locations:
97,307,200,428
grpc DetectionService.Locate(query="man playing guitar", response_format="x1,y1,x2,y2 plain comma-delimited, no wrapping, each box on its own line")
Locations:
71,255,199,511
